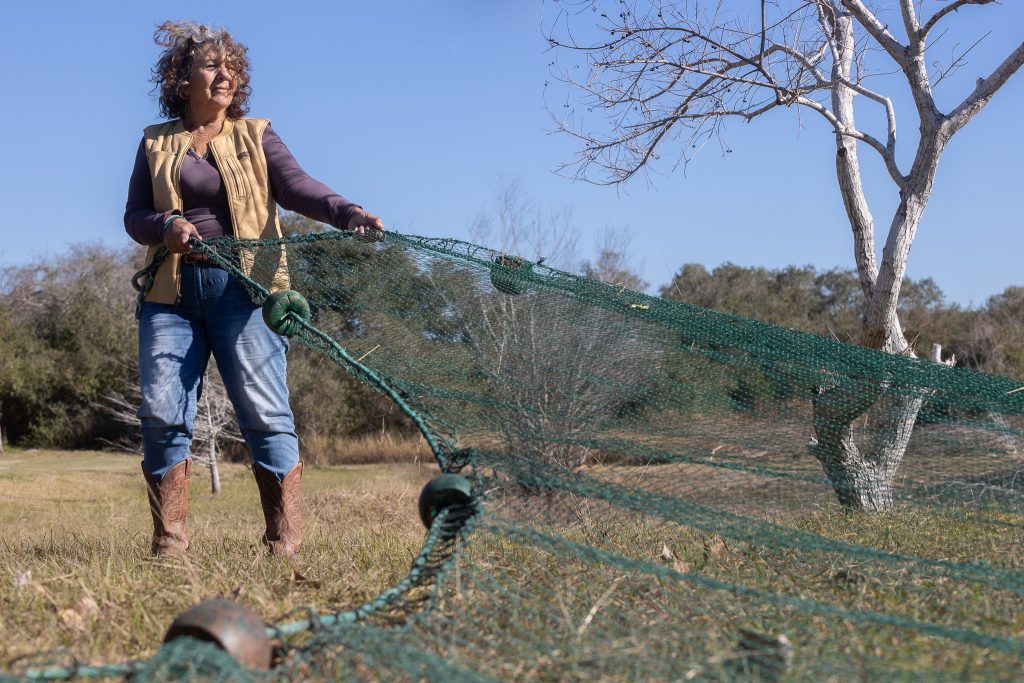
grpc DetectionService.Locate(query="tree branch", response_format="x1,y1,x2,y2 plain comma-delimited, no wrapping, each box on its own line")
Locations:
945,41,1024,135
795,96,905,187
898,0,921,49
841,0,909,66
920,0,996,40
769,39,898,155
932,31,991,88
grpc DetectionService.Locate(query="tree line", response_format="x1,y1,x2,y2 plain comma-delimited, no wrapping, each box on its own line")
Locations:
0,228,1020,453
661,262,1024,380
0,215,412,454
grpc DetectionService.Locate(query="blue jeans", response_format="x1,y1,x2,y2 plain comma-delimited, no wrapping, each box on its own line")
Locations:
138,263,299,481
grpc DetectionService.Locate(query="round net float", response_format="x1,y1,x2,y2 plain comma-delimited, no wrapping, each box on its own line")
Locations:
262,289,311,337
164,599,272,670
418,474,474,529
489,255,532,296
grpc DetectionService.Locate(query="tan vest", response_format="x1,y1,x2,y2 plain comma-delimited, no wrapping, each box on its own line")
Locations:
142,117,288,304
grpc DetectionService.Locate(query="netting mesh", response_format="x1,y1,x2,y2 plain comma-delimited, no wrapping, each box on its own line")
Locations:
10,230,1024,681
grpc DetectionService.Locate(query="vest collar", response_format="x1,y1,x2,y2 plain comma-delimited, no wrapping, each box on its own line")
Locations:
169,117,236,139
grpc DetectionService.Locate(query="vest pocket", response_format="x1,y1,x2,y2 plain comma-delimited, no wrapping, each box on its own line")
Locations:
222,153,251,201
146,150,178,211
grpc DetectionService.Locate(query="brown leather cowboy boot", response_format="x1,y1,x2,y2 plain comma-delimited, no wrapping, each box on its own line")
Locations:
252,462,303,557
142,458,191,556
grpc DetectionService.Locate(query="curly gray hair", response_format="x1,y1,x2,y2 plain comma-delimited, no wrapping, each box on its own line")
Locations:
151,20,252,120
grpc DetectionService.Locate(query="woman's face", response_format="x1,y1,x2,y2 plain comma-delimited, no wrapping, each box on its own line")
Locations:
183,46,236,115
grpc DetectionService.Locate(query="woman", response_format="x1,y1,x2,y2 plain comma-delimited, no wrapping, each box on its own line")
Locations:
124,21,382,557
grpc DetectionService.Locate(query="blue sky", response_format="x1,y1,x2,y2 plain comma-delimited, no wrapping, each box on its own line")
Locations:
1,1,1021,305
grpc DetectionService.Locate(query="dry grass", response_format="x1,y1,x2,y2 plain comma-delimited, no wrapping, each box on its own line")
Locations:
299,432,430,466
0,449,439,671
429,497,1024,682
3,445,1023,680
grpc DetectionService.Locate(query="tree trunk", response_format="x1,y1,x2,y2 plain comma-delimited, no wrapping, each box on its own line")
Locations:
0,400,5,454
811,377,924,511
811,343,956,511
205,392,221,495
209,439,221,495
820,14,952,511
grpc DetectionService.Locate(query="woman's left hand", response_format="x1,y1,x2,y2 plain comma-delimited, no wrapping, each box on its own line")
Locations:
346,208,384,238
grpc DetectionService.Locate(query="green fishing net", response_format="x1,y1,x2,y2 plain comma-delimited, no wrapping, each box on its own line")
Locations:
8,230,1023,681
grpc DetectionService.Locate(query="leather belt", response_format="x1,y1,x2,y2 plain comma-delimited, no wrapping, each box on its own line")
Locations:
182,251,221,266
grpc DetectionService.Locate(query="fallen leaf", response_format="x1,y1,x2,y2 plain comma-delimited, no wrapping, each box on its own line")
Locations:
659,544,691,573
702,535,730,562
11,571,32,590
290,569,322,589
660,544,675,563
58,608,87,633
76,595,100,619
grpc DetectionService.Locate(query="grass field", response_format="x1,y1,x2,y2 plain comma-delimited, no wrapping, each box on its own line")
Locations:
0,449,439,671
2,447,1023,680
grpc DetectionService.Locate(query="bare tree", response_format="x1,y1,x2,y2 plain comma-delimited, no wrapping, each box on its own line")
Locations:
470,177,582,270
547,0,1023,509
450,182,657,469
103,361,243,494
193,369,244,494
581,227,649,291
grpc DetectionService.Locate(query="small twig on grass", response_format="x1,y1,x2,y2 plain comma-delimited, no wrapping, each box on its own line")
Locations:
356,344,381,363
632,457,655,490
576,575,625,636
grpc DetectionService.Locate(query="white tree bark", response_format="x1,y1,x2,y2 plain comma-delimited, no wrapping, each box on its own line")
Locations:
829,10,878,299
204,391,222,495
811,345,957,511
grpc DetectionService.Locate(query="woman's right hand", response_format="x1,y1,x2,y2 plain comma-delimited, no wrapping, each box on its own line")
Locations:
346,208,385,237
164,218,202,253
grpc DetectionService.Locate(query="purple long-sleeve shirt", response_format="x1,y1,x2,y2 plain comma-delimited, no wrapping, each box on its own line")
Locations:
124,124,359,244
